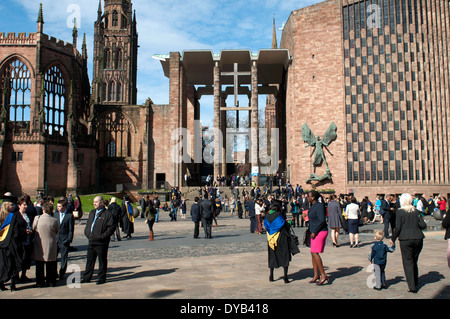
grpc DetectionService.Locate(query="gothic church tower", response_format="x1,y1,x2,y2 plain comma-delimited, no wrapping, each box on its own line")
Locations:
93,0,138,106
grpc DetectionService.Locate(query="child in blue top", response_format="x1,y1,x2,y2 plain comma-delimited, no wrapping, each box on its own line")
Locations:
369,230,396,290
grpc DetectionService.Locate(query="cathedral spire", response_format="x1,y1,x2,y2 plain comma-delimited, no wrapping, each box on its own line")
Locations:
72,18,78,49
272,15,278,49
37,3,44,33
97,0,102,21
82,33,88,60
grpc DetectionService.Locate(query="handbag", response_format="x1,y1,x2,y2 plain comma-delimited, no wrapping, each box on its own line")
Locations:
302,209,309,222
289,227,300,255
303,228,311,247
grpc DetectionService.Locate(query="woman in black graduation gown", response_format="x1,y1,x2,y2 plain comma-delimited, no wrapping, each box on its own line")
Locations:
0,200,27,291
264,200,297,283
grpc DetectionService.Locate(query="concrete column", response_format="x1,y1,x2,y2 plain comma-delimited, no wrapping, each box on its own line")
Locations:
221,95,227,177
251,60,259,186
213,61,221,180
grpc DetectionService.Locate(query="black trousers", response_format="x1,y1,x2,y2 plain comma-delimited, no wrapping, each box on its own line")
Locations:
249,216,256,233
57,243,69,277
83,243,109,282
193,221,200,238
201,218,212,238
399,239,423,291
35,260,57,286
383,213,395,237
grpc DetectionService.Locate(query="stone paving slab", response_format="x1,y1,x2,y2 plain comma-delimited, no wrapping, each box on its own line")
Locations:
1,213,448,302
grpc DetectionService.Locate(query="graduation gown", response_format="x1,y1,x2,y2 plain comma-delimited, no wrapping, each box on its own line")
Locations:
264,210,293,269
0,213,25,282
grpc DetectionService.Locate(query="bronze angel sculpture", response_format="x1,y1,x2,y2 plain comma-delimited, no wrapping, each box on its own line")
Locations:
302,122,337,171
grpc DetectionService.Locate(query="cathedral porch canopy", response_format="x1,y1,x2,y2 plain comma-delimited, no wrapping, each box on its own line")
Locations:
154,49,291,87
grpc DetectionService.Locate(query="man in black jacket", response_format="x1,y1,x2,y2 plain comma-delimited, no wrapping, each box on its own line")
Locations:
199,195,214,239
81,196,116,285
380,194,394,238
54,198,74,280
190,197,201,238
247,199,256,233
108,197,122,242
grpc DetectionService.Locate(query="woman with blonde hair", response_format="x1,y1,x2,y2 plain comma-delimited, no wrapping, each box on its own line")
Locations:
0,201,25,291
390,193,427,293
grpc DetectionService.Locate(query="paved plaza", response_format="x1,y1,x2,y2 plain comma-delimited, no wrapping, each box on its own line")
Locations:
1,207,448,301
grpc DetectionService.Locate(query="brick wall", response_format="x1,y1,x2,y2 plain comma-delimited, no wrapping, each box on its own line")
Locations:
281,0,347,194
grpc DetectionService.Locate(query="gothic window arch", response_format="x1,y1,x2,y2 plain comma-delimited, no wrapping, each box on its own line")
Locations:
44,65,66,136
121,15,127,29
1,58,32,125
117,82,122,102
102,82,107,102
96,111,134,158
108,81,115,101
115,48,123,69
112,10,119,27
104,48,112,69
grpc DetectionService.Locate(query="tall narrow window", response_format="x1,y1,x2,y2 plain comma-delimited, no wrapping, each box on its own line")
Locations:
117,82,122,102
0,59,31,126
115,49,123,69
112,10,119,27
44,65,66,136
104,48,111,69
108,81,115,101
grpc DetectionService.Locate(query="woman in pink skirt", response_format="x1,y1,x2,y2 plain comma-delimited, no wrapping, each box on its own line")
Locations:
307,190,329,285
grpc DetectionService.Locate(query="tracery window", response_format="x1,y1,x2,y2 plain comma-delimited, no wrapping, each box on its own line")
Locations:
44,65,66,136
1,58,31,124
96,111,133,158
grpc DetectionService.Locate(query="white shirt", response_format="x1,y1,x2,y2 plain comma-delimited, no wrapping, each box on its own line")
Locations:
346,203,360,220
417,200,423,212
255,203,264,215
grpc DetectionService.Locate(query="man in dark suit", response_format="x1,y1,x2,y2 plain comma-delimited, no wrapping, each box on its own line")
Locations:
380,194,394,238
247,198,256,233
82,196,116,285
190,197,201,238
54,198,74,280
199,195,214,239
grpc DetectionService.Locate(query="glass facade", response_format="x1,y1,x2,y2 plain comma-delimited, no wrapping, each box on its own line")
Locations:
343,0,450,184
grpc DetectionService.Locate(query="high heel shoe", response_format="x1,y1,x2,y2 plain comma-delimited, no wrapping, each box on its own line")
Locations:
309,276,320,284
283,276,290,284
316,276,329,286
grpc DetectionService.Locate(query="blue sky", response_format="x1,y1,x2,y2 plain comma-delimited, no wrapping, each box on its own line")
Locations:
0,0,322,126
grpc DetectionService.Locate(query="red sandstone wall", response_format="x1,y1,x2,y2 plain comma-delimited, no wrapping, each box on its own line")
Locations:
281,0,347,194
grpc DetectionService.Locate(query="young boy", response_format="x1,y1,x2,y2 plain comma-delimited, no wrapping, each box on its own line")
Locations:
369,230,396,290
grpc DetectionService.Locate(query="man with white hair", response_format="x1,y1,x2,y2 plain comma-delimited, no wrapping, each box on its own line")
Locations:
81,196,115,285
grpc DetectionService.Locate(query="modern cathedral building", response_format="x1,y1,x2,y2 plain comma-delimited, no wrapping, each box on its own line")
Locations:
278,0,450,198
1,0,450,200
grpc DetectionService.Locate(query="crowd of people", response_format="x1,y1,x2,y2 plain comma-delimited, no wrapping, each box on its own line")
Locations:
196,182,449,294
0,190,161,290
0,180,448,294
